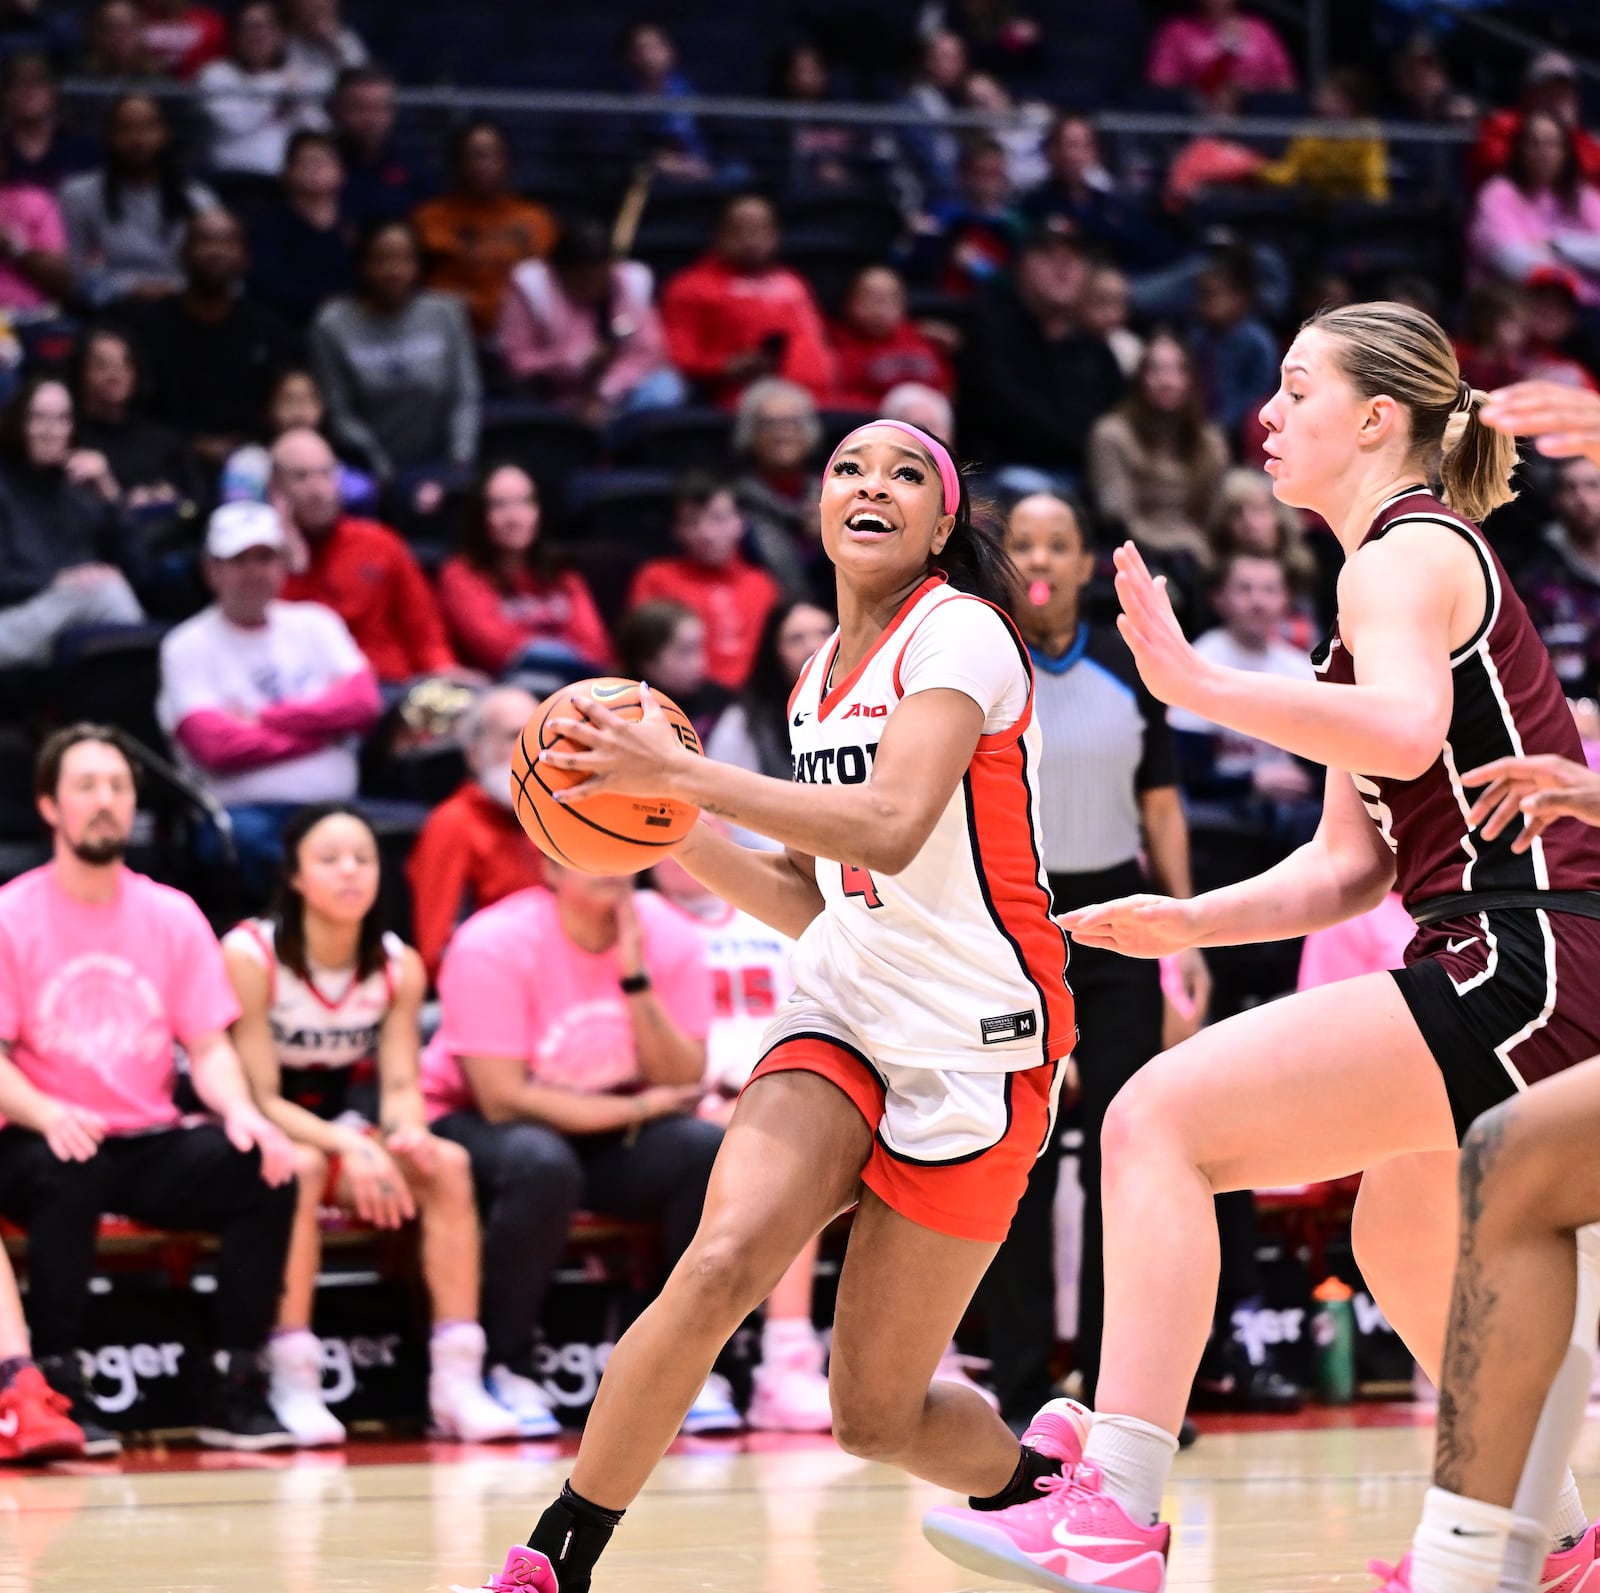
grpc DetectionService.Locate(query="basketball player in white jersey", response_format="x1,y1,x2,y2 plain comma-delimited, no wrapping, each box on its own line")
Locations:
223,804,522,1447
460,421,1086,1593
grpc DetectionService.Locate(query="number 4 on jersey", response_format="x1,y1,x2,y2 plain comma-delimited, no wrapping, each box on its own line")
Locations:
840,862,883,908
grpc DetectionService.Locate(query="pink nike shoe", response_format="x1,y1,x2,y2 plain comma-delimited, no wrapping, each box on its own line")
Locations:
1542,1521,1600,1592
1368,1523,1599,1593
449,1546,559,1592
1022,1397,1093,1468
923,1462,1170,1591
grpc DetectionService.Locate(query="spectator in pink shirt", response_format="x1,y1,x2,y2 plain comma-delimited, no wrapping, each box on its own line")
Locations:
435,463,613,680
157,500,382,900
0,723,296,1457
1297,891,1416,991
1469,110,1600,308
496,217,685,423
0,143,68,313
420,868,738,1433
1147,0,1296,109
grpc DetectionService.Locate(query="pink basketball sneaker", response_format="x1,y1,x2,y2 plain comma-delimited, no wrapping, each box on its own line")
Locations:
923,1462,1171,1592
450,1546,560,1592
1366,1559,1411,1591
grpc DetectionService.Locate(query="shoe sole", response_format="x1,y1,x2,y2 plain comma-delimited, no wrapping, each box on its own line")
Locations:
10,1437,89,1463
80,1434,123,1459
194,1427,296,1452
922,1511,1164,1593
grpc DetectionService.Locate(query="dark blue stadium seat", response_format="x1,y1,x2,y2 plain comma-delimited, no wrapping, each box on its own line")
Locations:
609,406,736,472
479,404,603,503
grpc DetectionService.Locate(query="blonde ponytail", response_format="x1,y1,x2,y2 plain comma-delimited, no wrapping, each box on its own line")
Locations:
1439,387,1520,524
1308,302,1520,526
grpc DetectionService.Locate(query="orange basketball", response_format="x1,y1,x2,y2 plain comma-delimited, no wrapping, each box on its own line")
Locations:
510,677,703,875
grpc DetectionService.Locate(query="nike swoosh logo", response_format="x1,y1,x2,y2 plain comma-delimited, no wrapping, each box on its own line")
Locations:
1049,1526,1147,1550
792,713,809,727
0,1412,17,1437
1445,937,1476,955
1449,1526,1497,1537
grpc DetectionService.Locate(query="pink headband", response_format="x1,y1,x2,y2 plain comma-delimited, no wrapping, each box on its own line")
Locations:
823,419,960,513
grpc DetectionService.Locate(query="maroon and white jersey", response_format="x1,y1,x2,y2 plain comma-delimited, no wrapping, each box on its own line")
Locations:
1313,485,1600,908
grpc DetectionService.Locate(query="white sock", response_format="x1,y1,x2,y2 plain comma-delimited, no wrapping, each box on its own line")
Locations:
1551,1471,1589,1549
1410,1487,1514,1593
1081,1414,1178,1526
761,1317,819,1366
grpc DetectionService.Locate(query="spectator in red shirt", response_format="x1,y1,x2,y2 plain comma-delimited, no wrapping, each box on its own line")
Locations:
436,464,612,678
1470,51,1600,193
272,426,457,684
408,684,545,983
829,264,953,411
659,193,836,408
627,472,779,692
139,0,226,78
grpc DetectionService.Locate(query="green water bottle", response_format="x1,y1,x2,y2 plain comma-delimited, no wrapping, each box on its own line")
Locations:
1311,1277,1356,1405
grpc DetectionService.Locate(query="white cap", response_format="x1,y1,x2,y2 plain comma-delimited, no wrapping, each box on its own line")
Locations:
1527,50,1576,85
205,500,287,560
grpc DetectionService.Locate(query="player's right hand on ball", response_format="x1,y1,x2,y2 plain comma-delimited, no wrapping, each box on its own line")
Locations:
1057,894,1202,958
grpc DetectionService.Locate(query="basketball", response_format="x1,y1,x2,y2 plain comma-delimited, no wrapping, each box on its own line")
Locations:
510,677,703,874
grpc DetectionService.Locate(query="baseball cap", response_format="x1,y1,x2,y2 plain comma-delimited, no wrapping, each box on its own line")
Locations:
205,500,287,560
1526,51,1577,86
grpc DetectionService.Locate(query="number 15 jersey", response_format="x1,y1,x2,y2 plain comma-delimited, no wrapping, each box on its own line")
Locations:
777,575,1074,1074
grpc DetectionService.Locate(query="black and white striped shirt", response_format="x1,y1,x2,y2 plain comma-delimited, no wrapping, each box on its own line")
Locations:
1030,624,1176,879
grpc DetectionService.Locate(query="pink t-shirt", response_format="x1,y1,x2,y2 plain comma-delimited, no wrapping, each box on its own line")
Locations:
0,866,241,1132
1146,14,1297,96
0,186,66,312
1296,892,1417,991
420,887,712,1120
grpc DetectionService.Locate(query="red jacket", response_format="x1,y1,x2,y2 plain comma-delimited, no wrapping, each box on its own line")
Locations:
626,557,778,691
436,557,613,674
660,255,836,407
282,517,455,683
407,781,544,981
828,320,954,411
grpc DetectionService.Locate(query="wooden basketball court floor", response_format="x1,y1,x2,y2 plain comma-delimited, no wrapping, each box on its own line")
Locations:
11,1411,1600,1592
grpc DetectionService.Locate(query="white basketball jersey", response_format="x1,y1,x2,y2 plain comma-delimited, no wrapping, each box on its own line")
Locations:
688,904,795,1092
772,576,1074,1073
224,918,405,1073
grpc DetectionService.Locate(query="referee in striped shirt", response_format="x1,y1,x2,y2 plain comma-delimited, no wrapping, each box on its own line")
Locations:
978,491,1210,1424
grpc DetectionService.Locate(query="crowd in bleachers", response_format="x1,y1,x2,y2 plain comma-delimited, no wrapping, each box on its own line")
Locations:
0,0,1599,1455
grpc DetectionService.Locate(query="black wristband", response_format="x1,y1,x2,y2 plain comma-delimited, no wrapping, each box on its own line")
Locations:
619,972,652,995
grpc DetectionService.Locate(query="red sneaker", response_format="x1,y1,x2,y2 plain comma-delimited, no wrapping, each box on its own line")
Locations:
924,1461,1170,1591
0,1366,86,1464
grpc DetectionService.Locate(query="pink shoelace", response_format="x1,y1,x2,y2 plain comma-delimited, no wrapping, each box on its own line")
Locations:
1365,1559,1410,1591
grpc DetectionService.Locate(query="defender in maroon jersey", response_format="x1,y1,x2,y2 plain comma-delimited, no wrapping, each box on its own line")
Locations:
920,306,1600,1593
1315,482,1600,1114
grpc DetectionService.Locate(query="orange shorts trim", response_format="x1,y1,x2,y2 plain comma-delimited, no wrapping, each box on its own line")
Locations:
744,1035,1059,1244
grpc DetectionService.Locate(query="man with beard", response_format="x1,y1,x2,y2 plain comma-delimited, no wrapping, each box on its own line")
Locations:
0,724,297,1455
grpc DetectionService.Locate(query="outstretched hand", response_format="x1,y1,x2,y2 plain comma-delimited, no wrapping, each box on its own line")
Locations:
1112,542,1207,710
1057,893,1203,958
541,683,695,803
1480,382,1600,465
1463,752,1600,852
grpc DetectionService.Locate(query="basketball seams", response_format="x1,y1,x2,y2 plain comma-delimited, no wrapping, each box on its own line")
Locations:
511,676,702,871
